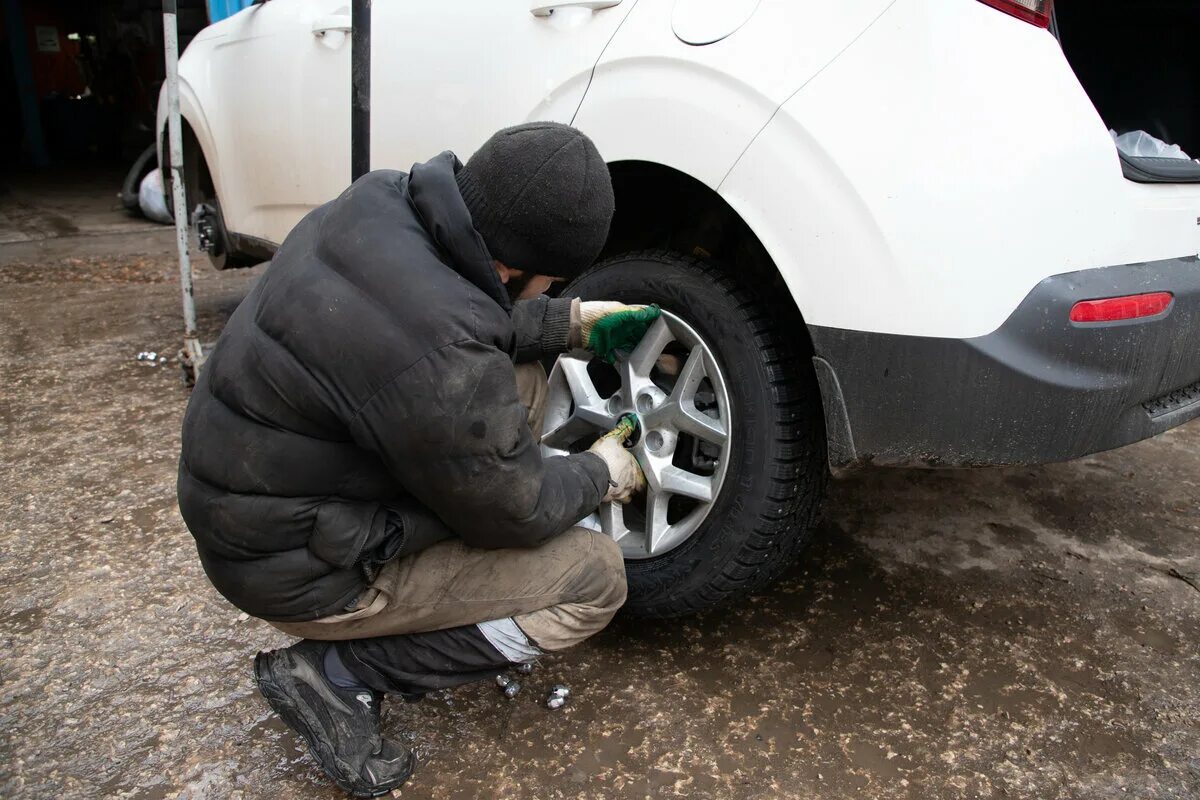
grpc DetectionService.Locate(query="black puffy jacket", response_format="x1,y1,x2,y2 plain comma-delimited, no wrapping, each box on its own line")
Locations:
177,154,609,622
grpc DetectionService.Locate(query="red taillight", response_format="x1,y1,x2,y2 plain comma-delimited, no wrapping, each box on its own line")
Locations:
977,0,1053,28
1069,292,1173,323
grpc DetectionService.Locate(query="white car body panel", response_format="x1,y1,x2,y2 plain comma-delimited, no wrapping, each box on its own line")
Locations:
216,0,351,244
719,0,1200,338
159,2,353,245
163,0,1200,342
575,0,896,188
370,0,637,173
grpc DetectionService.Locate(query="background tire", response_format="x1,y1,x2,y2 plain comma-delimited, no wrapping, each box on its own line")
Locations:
562,250,828,617
120,144,157,213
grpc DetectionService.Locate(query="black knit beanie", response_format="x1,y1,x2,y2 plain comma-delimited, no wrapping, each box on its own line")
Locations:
455,122,614,281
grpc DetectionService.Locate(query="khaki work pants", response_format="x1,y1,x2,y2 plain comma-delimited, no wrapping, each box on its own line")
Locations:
271,363,626,651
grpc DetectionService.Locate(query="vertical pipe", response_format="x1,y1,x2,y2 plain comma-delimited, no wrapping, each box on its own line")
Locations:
3,0,49,167
163,0,205,377
351,0,371,181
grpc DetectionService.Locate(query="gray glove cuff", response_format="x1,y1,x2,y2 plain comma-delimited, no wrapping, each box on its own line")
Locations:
540,296,576,355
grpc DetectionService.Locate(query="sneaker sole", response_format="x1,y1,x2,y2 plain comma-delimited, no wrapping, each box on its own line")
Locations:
254,650,414,797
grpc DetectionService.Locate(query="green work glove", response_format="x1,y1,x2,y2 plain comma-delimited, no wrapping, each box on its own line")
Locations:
580,302,662,364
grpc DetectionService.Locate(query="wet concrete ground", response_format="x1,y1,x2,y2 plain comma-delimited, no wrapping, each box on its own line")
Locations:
1,181,1198,799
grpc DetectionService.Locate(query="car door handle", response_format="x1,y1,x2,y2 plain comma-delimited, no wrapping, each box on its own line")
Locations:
312,14,351,36
530,0,622,18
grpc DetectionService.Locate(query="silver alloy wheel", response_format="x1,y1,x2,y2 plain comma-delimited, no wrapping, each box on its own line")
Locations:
540,311,733,559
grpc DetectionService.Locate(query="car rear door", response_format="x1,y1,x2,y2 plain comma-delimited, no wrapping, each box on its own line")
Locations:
370,0,636,171
207,0,352,245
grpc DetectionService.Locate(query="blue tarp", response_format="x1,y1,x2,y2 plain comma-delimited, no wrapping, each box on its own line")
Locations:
207,0,256,24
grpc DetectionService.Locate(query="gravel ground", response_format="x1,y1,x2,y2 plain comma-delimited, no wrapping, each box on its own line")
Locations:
1,231,1198,800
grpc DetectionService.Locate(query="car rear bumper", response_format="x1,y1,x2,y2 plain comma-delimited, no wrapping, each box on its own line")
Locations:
812,255,1200,467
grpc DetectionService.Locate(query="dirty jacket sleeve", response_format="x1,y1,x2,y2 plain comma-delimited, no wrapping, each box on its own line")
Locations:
348,339,610,549
510,296,579,363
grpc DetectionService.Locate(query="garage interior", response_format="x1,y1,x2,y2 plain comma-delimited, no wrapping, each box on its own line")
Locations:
0,0,220,243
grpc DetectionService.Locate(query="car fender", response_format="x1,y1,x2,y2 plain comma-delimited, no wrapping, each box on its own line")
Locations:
717,108,894,336
574,59,779,190
155,37,226,207
574,0,899,312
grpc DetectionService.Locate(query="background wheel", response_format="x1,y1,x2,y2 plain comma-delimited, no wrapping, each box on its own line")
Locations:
547,250,828,617
120,143,157,214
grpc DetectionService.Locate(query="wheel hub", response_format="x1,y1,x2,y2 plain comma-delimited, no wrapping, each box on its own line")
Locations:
541,310,733,559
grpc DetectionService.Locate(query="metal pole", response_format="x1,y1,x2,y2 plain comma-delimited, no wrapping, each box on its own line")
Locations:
163,0,205,378
351,0,371,181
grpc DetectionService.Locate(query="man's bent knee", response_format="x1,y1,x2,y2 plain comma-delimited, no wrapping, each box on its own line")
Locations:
515,528,627,651
570,529,627,616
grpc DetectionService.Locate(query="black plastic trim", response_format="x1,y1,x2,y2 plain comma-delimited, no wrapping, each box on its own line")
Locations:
226,231,277,264
811,256,1200,467
1120,152,1200,184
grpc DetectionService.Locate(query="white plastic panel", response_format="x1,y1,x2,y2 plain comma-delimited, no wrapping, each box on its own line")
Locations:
720,0,1200,339
671,0,761,45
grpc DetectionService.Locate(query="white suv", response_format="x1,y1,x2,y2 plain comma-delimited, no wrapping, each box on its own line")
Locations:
160,0,1200,617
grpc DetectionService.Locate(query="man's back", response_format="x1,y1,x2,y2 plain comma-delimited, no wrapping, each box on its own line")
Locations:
178,161,513,622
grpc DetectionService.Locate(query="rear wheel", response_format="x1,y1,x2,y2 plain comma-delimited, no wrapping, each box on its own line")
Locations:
162,132,260,270
546,250,828,617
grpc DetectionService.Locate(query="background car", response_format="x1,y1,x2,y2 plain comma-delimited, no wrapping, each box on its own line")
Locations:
160,0,1200,617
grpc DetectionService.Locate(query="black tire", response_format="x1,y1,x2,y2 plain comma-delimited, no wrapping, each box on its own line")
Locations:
162,133,261,270
562,250,829,617
120,143,157,213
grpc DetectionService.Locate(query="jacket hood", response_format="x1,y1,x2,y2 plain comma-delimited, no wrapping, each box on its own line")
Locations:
407,152,512,312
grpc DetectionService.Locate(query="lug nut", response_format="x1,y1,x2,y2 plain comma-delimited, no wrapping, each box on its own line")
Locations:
545,684,570,709
495,674,511,689
503,681,522,699
515,662,534,675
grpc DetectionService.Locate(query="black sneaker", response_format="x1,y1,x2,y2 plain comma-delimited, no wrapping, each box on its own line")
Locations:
254,640,414,797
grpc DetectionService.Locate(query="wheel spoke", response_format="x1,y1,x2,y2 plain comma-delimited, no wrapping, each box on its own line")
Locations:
599,500,629,543
560,357,604,408
637,449,670,495
644,490,670,554
650,348,727,446
659,466,714,502
672,347,707,398
674,403,727,446
542,357,616,450
624,316,673,377
540,414,596,450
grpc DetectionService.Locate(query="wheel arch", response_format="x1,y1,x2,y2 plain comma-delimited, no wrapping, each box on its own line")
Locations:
155,77,222,210
602,159,815,362
602,158,865,467
157,78,273,268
